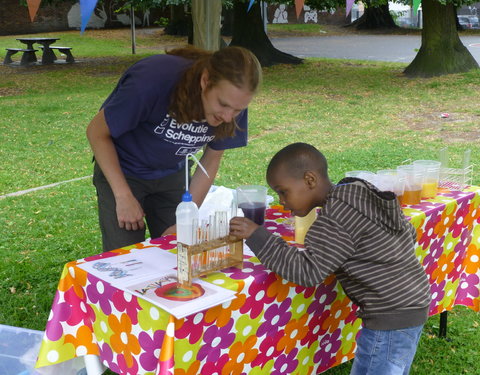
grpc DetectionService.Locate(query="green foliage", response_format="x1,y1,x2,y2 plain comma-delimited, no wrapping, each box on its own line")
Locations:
154,17,170,26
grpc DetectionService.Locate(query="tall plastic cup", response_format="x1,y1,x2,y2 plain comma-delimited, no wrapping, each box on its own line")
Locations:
295,208,317,245
236,185,267,226
397,165,423,205
377,169,405,203
413,160,441,199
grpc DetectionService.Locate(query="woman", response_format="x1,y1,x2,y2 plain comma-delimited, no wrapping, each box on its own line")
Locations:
86,46,262,251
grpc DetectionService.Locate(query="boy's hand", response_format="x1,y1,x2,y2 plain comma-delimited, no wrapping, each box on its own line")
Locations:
229,217,259,239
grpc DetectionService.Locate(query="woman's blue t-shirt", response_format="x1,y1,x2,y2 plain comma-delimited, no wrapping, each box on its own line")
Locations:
102,54,248,180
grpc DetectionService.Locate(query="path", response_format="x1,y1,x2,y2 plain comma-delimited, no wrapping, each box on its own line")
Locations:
271,34,480,63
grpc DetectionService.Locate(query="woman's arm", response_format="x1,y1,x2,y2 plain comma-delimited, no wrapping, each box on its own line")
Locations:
86,109,145,231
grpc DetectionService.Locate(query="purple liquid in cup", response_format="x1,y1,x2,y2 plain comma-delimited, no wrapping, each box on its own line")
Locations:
238,202,266,226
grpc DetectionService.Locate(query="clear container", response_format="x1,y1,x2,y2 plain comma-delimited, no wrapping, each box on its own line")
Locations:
295,207,317,245
236,185,267,226
397,164,423,205
376,170,396,192
377,169,405,204
413,160,441,199
345,170,376,185
176,191,199,245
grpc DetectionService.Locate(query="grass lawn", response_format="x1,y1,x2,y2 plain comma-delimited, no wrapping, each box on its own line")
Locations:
0,26,479,374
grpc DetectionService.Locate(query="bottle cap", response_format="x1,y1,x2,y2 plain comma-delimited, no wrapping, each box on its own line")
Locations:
182,191,193,202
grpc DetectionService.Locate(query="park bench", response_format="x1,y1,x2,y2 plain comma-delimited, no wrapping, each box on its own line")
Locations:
39,45,75,63
3,47,37,66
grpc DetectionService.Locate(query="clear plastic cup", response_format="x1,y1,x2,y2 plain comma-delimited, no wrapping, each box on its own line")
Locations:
295,207,317,245
397,164,424,205
375,170,396,192
413,160,441,199
377,169,404,203
236,185,267,225
345,170,376,185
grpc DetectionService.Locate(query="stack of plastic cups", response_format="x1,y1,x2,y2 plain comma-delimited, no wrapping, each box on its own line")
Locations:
396,164,424,205
413,160,441,199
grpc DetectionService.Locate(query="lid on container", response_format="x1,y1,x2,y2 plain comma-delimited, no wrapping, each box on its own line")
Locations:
182,191,193,202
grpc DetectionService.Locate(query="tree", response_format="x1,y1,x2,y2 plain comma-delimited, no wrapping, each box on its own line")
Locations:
404,0,479,77
348,1,398,29
163,3,192,38
230,0,303,67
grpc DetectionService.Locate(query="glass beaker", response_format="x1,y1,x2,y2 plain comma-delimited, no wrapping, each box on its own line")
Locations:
236,185,267,226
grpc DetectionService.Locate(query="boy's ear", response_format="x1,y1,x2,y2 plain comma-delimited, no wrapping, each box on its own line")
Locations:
303,171,317,189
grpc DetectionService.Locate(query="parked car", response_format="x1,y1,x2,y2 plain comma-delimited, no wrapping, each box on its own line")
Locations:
458,15,473,29
468,15,480,29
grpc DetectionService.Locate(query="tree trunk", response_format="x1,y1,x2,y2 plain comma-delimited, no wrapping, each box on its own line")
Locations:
230,1,302,67
164,5,192,39
349,2,398,29
404,0,478,77
221,7,234,36
454,8,463,31
191,0,221,51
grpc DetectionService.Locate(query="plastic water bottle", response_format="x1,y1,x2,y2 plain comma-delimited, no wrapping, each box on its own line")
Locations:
175,191,199,245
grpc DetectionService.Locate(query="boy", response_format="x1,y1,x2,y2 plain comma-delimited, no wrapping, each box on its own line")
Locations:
230,143,431,375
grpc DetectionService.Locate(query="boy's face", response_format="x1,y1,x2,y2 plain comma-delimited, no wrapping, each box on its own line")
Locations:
267,167,319,217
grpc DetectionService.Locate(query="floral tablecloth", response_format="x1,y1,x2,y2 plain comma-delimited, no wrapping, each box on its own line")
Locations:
36,186,480,375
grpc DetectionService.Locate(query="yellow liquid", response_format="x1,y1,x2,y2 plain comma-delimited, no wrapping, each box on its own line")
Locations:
421,182,438,199
295,208,317,244
401,190,422,205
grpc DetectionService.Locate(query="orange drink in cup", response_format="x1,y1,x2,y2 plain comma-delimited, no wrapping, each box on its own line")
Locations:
397,165,423,205
295,208,317,245
413,160,441,199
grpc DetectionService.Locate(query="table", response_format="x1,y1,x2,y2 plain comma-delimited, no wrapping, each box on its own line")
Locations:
35,186,480,375
16,37,59,64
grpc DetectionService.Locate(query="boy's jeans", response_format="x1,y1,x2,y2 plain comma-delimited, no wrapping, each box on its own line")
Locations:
350,324,424,375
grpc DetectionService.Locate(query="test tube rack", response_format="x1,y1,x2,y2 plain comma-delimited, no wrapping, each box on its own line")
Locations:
177,235,243,287
439,148,473,191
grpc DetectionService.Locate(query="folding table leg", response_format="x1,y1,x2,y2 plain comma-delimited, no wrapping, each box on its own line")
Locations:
438,311,448,338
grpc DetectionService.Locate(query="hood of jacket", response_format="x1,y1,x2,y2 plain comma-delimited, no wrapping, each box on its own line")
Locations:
327,177,408,234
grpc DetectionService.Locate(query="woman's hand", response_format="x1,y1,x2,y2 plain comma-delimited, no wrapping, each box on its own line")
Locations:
87,109,144,231
115,194,145,231
229,217,259,239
